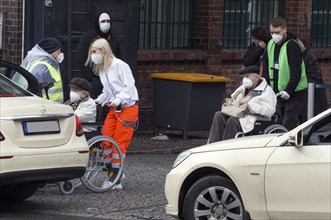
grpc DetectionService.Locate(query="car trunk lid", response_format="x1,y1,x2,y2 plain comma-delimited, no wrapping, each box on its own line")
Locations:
0,97,75,148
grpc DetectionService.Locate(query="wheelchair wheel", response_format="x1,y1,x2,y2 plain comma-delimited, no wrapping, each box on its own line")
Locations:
59,180,75,195
264,124,288,134
80,135,123,193
70,178,82,188
37,183,47,192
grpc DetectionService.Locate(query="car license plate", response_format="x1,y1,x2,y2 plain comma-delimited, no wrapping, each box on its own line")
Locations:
22,120,60,135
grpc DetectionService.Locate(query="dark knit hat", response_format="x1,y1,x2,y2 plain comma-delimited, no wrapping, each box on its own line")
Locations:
68,77,92,92
240,65,260,75
38,37,62,54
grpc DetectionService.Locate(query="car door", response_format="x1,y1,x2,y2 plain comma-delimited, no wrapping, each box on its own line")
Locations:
265,113,331,219
0,60,39,95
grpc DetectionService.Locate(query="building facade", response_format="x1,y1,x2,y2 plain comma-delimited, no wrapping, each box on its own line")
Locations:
1,0,330,129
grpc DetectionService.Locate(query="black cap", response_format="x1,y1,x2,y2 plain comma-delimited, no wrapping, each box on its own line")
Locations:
68,77,92,92
240,65,260,75
38,37,62,54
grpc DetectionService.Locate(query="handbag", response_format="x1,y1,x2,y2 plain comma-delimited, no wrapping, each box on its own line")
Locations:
221,91,248,118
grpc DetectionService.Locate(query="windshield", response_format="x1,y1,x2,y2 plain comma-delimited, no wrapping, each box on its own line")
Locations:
0,74,32,97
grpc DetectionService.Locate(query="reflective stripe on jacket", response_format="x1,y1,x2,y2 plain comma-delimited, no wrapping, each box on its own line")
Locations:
30,61,64,103
267,40,308,92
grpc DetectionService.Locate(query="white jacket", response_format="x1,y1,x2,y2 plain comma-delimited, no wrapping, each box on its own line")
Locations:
95,58,139,107
231,78,276,133
75,97,97,132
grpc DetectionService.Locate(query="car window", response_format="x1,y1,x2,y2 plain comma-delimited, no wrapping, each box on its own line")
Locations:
0,60,39,95
304,114,331,145
0,74,32,97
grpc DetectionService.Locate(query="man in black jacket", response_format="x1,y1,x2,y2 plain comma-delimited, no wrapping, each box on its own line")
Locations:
262,17,308,130
76,12,122,99
243,26,270,68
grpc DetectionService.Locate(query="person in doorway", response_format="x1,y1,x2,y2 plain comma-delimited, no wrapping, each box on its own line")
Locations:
65,77,97,140
76,12,122,99
208,65,276,143
262,17,308,131
14,37,64,103
86,38,138,190
243,26,270,70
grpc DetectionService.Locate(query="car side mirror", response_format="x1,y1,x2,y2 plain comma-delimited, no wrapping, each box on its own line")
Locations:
288,129,303,147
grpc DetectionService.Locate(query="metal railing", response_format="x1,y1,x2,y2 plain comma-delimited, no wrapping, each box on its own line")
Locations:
138,0,196,49
312,0,331,48
222,0,284,49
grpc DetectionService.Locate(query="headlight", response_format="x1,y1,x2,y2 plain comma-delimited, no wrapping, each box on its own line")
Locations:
173,150,191,168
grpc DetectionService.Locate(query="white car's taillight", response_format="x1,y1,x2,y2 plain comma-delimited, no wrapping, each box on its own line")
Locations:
75,115,84,137
0,131,5,141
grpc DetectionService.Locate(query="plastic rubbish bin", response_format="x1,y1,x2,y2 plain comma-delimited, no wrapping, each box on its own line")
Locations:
151,73,230,140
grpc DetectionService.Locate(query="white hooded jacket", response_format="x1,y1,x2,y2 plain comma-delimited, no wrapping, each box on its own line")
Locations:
231,78,276,133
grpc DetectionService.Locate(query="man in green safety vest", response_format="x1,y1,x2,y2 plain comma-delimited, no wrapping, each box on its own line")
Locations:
262,17,308,131
15,37,64,103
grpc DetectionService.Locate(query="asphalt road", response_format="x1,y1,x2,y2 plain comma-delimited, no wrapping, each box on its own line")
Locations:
0,154,179,220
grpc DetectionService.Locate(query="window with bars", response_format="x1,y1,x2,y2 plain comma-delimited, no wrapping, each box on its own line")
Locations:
222,0,284,49
312,0,331,48
138,0,196,49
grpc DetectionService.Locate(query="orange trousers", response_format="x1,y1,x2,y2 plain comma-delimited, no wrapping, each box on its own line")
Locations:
102,104,138,168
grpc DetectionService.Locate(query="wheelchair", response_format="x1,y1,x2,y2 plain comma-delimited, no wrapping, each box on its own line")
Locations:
38,135,124,194
38,106,124,194
79,135,124,193
235,115,288,138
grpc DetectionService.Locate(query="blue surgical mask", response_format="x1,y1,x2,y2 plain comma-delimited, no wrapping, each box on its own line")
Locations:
99,23,110,33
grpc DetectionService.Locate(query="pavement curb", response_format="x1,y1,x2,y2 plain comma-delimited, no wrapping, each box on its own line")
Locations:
127,147,189,155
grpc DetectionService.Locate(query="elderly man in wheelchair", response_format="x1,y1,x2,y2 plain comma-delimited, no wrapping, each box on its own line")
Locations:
208,65,278,143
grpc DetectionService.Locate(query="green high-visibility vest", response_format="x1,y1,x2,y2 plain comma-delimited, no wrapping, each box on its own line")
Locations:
30,61,64,103
267,40,307,92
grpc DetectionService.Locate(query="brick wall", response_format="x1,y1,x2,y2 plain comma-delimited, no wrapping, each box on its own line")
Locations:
136,0,331,129
0,0,23,64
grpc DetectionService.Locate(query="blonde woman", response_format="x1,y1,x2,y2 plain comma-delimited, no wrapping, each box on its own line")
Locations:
85,38,139,189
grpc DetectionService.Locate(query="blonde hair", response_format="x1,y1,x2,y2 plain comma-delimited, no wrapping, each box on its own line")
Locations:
85,38,116,75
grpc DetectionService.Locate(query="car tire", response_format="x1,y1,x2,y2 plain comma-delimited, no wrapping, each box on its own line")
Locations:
183,175,247,220
0,183,39,201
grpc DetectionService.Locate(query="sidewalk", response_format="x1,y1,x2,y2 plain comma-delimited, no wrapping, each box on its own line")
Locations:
127,129,209,154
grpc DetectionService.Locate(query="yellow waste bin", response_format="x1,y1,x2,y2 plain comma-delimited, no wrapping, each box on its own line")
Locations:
151,73,230,139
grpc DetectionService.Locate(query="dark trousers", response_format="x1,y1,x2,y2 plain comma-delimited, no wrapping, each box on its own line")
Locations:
90,77,103,99
208,111,242,143
276,89,307,131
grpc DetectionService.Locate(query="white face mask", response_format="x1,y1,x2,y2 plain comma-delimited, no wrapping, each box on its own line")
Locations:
70,91,81,102
91,53,103,64
272,34,283,44
56,53,64,63
242,77,253,89
99,23,110,33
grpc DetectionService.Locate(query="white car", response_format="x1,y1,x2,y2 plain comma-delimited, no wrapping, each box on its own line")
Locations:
165,108,331,220
0,61,89,201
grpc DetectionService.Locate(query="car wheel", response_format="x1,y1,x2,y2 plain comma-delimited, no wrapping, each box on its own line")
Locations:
0,183,39,201
183,175,246,220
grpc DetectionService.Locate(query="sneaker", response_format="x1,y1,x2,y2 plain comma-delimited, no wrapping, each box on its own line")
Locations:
101,180,123,190
112,182,123,190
